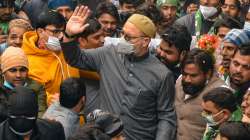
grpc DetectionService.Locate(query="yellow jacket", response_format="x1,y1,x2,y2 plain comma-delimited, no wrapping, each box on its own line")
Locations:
22,31,80,105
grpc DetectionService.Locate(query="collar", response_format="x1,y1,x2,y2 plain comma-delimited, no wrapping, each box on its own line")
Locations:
126,51,150,62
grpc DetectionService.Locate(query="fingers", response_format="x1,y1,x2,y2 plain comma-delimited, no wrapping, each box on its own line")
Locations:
80,6,90,18
79,23,90,32
72,6,80,16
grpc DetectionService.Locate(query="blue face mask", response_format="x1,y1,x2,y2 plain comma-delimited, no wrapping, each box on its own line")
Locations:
244,22,250,31
3,81,14,90
3,81,27,90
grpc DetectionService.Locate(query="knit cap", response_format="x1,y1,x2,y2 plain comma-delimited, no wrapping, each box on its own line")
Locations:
223,29,250,47
48,0,76,10
0,0,15,8
1,47,29,73
156,0,179,7
9,19,33,31
127,14,156,38
8,86,38,117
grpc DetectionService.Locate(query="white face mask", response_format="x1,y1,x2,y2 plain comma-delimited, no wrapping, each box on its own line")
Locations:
199,5,218,20
117,37,135,55
46,36,61,52
244,22,250,31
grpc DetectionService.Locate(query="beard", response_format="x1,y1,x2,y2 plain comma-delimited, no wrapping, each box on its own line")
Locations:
182,80,206,96
156,55,179,71
230,72,244,87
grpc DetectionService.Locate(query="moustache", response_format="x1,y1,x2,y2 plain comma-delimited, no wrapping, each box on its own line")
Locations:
103,28,115,34
231,73,243,79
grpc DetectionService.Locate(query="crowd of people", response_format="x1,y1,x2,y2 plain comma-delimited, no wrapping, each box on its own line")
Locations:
0,0,250,140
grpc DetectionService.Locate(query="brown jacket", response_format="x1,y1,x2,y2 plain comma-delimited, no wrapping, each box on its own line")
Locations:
175,73,225,140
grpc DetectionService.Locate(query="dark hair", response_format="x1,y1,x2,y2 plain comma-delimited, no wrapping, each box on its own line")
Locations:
59,78,86,108
0,0,15,8
135,3,162,25
203,87,238,112
235,44,250,56
68,124,111,140
119,0,144,7
222,0,241,9
220,121,250,140
161,24,192,53
79,18,102,38
95,2,120,22
214,15,243,34
181,48,214,73
36,10,66,29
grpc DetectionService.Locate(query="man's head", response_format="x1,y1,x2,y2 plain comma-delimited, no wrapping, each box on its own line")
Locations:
229,44,250,89
119,0,143,13
8,86,38,136
241,90,250,118
181,48,214,96
1,47,29,87
7,19,33,48
60,78,86,113
199,0,222,20
221,29,250,72
202,87,238,127
48,0,76,21
156,0,178,26
214,16,242,40
221,0,241,18
122,14,156,57
95,2,119,37
0,0,15,22
244,8,250,30
78,19,104,49
220,121,250,140
157,24,191,70
36,10,66,52
135,3,162,27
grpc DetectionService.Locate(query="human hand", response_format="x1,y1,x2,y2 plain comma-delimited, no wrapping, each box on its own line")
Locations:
65,5,90,37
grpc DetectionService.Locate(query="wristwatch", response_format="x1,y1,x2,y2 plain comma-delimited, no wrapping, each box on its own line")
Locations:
64,31,76,39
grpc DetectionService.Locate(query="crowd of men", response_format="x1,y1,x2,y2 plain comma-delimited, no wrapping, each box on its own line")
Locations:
0,0,250,140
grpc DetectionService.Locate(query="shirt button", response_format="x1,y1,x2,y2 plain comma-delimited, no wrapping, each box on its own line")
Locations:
120,111,125,116
130,64,134,67
129,73,133,77
122,100,126,105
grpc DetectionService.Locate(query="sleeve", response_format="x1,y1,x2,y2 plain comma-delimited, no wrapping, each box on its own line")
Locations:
156,71,177,140
61,41,108,72
37,85,47,118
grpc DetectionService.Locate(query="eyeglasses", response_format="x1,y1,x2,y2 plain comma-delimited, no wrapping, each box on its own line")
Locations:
45,28,64,36
121,31,146,42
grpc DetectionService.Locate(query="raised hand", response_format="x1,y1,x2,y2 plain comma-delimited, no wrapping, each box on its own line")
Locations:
65,5,90,36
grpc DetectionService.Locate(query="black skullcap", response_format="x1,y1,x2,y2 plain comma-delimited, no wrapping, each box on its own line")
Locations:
8,86,38,117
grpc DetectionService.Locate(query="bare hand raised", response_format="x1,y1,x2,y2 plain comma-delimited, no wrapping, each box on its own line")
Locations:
65,6,90,36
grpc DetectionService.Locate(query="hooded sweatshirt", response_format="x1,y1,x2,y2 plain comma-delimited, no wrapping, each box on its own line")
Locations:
22,31,79,105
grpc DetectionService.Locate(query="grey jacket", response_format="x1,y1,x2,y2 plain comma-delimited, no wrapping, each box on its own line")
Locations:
42,102,80,140
61,41,177,140
175,13,215,36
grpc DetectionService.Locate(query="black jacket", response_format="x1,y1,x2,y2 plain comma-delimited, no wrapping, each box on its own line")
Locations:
0,119,65,140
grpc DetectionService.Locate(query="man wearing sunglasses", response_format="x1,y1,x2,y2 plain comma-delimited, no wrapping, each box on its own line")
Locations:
0,47,47,122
